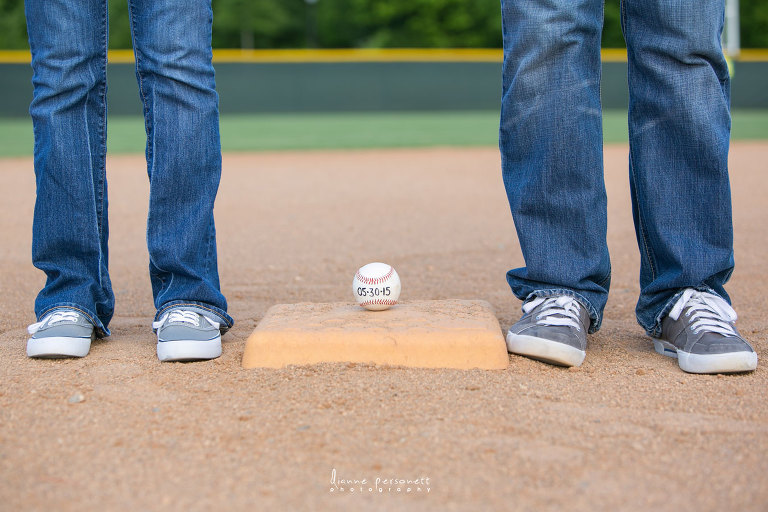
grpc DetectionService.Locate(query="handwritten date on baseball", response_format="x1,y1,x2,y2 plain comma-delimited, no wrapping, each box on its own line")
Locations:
356,287,392,298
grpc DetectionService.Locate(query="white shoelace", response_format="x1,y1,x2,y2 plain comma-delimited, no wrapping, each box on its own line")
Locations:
27,310,80,334
152,310,220,330
668,289,737,336
524,296,584,331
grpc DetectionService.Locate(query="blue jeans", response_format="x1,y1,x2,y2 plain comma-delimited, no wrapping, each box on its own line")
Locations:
25,0,233,336
500,0,733,336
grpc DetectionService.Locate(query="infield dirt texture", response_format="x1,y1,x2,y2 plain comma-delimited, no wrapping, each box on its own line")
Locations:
1,143,767,511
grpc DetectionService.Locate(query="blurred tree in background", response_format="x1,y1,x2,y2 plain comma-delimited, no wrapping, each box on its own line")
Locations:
0,0,766,50
0,0,27,49
212,0,305,48
603,1,624,48
741,0,768,47
313,0,502,48
107,0,132,48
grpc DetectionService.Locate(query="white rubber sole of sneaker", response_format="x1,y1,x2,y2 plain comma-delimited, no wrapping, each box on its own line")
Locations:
27,336,91,358
506,332,586,367
157,338,222,362
652,339,758,374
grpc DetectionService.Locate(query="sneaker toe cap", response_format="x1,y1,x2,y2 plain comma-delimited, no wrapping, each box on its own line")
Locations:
158,325,220,343
33,323,93,339
691,334,754,355
514,325,586,350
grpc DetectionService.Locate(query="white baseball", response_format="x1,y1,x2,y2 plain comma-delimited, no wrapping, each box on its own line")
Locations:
352,262,401,311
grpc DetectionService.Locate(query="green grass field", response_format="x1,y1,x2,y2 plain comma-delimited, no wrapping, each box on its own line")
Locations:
1,110,766,158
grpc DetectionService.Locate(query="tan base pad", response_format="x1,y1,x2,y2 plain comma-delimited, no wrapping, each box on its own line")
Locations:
242,299,509,369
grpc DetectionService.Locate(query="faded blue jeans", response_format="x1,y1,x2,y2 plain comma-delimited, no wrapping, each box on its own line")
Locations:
500,0,733,336
25,0,233,336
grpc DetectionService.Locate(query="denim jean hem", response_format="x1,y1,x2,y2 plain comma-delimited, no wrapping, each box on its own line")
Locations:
523,288,601,334
643,285,723,337
155,300,234,332
37,303,111,338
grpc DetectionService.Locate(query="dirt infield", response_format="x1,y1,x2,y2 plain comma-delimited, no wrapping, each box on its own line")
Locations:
1,142,767,511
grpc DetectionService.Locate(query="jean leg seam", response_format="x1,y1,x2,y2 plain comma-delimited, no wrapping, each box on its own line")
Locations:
598,0,605,123
620,0,627,40
95,0,107,235
624,0,659,285
128,0,162,306
97,0,109,302
628,130,657,284
127,0,152,168
206,220,216,278
596,267,611,289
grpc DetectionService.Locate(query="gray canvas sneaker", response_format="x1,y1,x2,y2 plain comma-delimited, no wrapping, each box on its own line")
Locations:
153,307,222,362
506,295,589,367
653,289,757,374
27,308,94,358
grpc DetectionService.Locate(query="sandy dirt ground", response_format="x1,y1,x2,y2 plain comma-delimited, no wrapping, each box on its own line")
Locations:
1,142,767,511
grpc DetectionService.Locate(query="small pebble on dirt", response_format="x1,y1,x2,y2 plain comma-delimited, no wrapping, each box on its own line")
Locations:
68,392,85,404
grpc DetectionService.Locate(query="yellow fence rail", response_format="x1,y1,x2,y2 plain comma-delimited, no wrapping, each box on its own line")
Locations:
1,48,767,64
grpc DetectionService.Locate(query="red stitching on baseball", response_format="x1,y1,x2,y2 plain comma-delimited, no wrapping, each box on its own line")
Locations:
356,266,394,285
360,299,398,306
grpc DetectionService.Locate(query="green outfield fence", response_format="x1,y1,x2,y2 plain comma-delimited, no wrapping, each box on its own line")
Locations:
1,49,768,116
